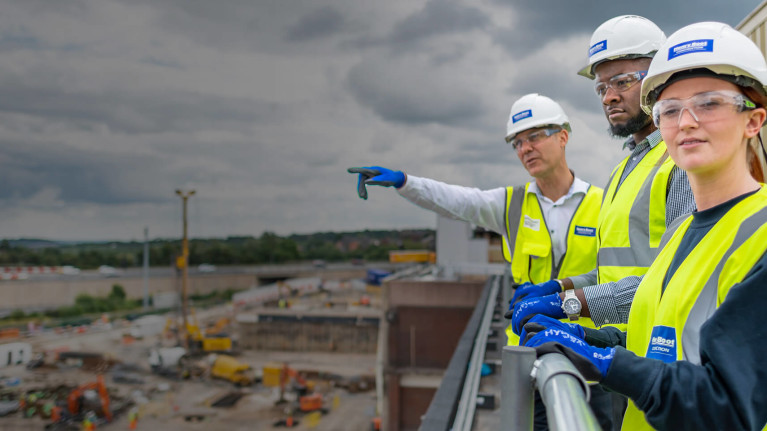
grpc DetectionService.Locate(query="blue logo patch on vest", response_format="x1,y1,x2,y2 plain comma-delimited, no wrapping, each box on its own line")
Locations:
512,109,532,123
668,39,713,60
574,226,596,237
646,326,677,363
589,40,607,57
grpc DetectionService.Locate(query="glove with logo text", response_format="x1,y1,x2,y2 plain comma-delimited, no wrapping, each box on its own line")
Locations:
510,293,565,335
524,327,615,382
519,314,584,346
510,279,561,306
347,166,406,200
504,282,532,318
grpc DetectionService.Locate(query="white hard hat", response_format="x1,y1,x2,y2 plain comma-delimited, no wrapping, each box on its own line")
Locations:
578,15,666,79
505,93,571,142
641,21,767,113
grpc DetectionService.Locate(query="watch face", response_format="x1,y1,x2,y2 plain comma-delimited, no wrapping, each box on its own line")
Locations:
563,298,581,315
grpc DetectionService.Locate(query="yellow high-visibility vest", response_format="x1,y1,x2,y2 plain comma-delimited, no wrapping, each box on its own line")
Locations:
622,186,767,430
597,141,675,284
502,182,602,345
596,141,675,332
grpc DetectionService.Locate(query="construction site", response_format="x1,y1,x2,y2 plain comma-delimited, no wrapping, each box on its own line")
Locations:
0,270,387,431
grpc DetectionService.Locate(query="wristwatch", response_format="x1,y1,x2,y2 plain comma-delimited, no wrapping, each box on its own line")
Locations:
562,290,582,321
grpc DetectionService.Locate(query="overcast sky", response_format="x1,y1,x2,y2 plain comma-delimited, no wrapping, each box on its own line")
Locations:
0,0,761,241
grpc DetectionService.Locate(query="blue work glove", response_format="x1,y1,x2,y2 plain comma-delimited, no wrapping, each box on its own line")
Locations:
510,279,561,306
347,166,406,200
510,293,565,335
504,282,532,318
524,326,615,381
519,314,584,346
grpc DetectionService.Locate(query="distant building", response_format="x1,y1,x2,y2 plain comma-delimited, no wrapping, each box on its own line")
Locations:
738,0,767,53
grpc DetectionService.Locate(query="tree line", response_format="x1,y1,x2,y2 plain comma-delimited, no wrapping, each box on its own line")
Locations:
0,229,435,269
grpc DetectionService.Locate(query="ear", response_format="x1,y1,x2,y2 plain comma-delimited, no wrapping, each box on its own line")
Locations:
745,108,766,138
558,129,569,148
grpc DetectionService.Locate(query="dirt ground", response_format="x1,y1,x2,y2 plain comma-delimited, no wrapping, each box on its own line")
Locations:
0,292,380,430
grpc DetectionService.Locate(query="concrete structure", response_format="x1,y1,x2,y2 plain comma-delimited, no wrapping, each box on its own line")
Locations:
436,215,490,278
238,309,380,353
381,277,487,431
0,342,32,367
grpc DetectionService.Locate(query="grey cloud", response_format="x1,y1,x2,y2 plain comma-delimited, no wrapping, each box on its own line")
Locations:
506,65,600,117
0,82,280,135
108,0,360,55
286,6,345,41
0,139,171,204
491,0,759,57
390,0,490,46
347,59,485,126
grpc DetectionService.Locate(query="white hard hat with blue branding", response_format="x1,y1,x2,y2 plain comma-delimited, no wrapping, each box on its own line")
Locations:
505,93,571,142
578,15,666,80
640,21,767,113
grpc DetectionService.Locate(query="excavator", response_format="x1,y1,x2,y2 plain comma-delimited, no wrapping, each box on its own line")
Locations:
164,310,234,353
68,375,111,421
273,364,328,427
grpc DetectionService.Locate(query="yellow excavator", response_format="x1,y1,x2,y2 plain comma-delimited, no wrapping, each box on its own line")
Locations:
186,309,233,352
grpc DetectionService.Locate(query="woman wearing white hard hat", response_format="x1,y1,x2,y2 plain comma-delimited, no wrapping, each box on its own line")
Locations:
522,22,767,430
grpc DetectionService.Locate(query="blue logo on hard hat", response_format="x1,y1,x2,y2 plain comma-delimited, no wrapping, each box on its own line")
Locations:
589,40,607,57
668,39,713,60
574,226,596,237
512,110,532,123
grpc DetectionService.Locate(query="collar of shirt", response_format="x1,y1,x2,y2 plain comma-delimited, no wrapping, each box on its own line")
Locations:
622,129,663,151
527,174,590,206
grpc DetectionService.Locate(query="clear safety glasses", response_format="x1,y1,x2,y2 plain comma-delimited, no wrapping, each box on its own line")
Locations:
506,127,561,151
595,71,647,97
652,90,757,130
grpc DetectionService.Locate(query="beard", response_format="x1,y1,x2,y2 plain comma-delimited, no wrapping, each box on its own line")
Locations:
608,110,652,138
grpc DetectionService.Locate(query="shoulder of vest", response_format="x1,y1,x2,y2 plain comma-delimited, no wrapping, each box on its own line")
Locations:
585,184,604,196
506,183,531,194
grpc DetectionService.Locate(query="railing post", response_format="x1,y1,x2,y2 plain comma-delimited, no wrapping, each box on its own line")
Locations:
534,353,600,431
501,346,536,431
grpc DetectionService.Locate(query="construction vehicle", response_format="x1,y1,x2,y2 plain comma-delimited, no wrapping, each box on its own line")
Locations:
274,364,328,414
205,317,230,336
210,355,254,386
186,309,235,353
164,309,235,353
66,374,112,422
148,347,210,381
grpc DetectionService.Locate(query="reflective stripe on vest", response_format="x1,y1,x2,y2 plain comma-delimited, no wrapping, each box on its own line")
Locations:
501,182,603,346
597,142,675,284
621,187,767,431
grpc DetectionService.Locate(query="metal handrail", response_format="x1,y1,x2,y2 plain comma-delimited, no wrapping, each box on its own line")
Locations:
419,275,497,431
501,346,600,431
451,275,500,430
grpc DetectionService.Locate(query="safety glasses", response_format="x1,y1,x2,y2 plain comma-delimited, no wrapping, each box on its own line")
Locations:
595,71,647,97
652,90,756,130
506,128,561,151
